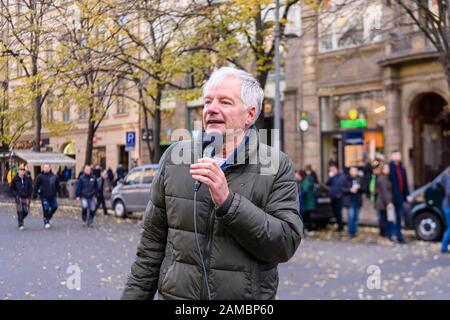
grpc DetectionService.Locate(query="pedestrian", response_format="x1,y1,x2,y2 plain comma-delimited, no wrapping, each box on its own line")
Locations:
10,164,33,230
76,164,99,227
299,169,316,231
96,170,110,216
326,164,345,232
374,162,395,246
93,165,102,178
388,150,412,244
7,165,16,185
342,166,364,238
116,164,125,180
122,66,302,300
32,163,60,229
440,168,450,254
63,166,71,181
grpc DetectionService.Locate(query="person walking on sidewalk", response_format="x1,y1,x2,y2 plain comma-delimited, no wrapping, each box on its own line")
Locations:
342,166,364,238
10,164,33,230
388,150,412,244
76,164,99,227
32,163,60,229
374,162,395,246
96,170,110,216
326,164,345,232
440,168,450,254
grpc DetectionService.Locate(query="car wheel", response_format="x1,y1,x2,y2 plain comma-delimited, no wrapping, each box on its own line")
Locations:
414,211,443,241
114,200,126,218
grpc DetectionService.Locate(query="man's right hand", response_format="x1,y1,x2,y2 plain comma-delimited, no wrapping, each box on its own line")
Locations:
76,197,80,201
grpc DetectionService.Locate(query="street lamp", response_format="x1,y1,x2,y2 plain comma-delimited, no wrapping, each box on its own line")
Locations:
274,0,281,150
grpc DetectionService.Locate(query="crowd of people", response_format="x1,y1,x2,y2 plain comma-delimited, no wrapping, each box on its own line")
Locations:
296,150,450,252
7,162,128,230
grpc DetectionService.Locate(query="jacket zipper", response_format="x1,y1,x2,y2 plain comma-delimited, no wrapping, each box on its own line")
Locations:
200,200,215,300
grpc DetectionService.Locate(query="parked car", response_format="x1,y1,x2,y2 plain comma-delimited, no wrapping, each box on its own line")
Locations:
111,164,159,217
404,166,449,241
305,185,334,230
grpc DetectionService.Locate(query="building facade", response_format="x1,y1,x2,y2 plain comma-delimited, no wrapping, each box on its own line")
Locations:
283,0,449,188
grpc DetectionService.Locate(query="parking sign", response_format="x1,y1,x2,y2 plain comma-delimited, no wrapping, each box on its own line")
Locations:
126,131,136,151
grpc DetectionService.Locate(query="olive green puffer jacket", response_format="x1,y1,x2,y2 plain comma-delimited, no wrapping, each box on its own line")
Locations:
122,131,303,300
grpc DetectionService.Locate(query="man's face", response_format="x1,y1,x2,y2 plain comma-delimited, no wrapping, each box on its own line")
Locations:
349,167,358,178
84,166,92,175
43,164,50,173
18,168,25,177
391,152,402,163
329,166,337,176
203,76,256,136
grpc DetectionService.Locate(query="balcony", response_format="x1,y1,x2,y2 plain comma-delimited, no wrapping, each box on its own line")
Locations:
379,31,439,67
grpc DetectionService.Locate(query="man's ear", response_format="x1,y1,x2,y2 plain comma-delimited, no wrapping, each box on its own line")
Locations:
245,106,257,127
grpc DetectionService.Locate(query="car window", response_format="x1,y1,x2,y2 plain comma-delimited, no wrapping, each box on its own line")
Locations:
125,170,142,185
143,168,157,184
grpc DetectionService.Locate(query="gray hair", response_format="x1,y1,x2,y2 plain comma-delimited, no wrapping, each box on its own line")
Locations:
202,67,264,125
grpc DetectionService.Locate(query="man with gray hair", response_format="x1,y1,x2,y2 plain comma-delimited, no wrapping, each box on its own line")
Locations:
122,66,302,300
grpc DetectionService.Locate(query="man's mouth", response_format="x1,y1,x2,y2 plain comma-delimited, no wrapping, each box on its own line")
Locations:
206,120,225,125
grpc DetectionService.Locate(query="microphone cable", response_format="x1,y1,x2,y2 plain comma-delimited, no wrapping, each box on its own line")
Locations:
193,187,212,300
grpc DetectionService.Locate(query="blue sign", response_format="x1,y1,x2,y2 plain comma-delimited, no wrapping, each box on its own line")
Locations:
344,132,363,145
126,131,136,149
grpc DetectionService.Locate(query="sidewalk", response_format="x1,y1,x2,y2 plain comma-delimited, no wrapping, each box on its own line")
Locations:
0,194,112,209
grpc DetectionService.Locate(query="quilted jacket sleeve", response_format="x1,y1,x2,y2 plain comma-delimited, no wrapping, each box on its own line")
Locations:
121,150,170,300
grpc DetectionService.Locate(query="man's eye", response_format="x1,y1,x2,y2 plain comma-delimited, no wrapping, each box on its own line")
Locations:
222,100,232,106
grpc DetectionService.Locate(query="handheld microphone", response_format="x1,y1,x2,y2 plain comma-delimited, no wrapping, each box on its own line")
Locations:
193,132,222,192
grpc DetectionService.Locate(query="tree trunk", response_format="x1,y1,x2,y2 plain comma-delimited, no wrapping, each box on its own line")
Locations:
254,71,270,130
152,107,162,163
33,94,42,152
84,109,95,166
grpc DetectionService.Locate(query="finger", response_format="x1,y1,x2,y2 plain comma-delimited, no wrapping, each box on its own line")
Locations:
191,162,217,172
191,174,214,187
190,168,217,181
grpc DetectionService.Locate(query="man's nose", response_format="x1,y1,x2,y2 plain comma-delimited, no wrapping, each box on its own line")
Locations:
205,99,221,113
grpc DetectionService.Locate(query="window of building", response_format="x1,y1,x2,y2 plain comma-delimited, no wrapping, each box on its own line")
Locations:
79,107,88,120
319,0,382,52
63,106,71,122
116,83,128,114
187,106,203,138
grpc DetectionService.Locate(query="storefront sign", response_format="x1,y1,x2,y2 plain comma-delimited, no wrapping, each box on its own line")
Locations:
340,108,367,129
340,118,367,128
344,132,364,145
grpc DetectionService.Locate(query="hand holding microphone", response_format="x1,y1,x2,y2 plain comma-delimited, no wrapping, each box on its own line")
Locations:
190,132,229,207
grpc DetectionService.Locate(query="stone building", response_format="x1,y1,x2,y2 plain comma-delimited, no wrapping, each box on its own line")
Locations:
283,0,449,187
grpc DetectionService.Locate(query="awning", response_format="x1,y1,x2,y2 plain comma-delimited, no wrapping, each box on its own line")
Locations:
1,150,76,166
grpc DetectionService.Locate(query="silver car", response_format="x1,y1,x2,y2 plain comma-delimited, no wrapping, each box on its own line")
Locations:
111,164,159,217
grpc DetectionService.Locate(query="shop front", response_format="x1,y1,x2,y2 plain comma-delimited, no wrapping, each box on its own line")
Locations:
320,91,385,180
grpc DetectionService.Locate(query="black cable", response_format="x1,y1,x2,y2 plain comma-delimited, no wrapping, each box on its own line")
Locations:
193,189,211,300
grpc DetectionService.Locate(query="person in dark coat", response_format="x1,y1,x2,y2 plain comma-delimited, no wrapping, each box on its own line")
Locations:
32,163,60,229
374,163,395,246
96,170,110,216
342,166,364,237
326,165,345,232
121,67,302,300
10,164,33,230
76,164,99,227
296,170,315,230
388,150,412,243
